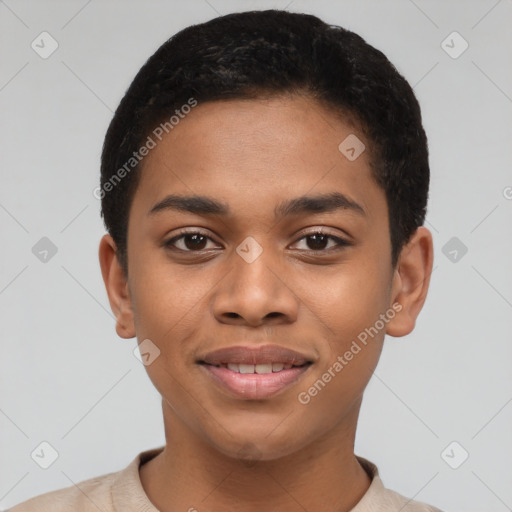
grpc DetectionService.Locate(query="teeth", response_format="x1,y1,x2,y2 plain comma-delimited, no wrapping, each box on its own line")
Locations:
255,364,272,374
239,364,255,374
222,363,299,373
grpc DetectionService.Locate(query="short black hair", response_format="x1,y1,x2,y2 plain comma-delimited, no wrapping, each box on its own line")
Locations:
100,9,429,274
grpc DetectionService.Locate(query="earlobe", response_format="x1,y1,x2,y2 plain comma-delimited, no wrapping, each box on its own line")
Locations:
98,234,136,339
386,227,434,338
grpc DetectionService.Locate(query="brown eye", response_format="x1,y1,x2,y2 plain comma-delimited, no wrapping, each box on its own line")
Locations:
165,231,219,252
182,234,207,250
292,231,350,252
306,233,329,250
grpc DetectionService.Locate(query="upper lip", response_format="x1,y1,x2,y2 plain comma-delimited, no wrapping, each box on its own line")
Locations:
199,345,314,366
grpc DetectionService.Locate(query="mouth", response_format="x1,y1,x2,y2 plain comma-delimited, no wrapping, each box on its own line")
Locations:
198,345,314,399
199,344,313,367
201,362,311,374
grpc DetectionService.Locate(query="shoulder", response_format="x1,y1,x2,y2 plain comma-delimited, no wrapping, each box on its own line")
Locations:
354,456,444,512
7,471,118,512
7,447,163,512
377,486,444,512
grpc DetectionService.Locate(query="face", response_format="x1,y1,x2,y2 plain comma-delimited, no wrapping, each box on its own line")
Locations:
100,94,431,462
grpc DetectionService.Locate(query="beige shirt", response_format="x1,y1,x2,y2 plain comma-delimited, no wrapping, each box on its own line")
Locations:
9,446,443,511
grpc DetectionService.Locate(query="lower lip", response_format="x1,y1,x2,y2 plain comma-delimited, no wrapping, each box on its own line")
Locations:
200,364,311,400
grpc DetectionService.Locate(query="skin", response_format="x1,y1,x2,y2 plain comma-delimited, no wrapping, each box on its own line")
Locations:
99,95,433,512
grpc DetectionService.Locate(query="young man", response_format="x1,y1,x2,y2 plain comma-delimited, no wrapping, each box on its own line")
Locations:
11,9,442,512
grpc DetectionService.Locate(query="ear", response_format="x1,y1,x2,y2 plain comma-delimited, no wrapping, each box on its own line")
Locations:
386,226,434,337
98,234,136,339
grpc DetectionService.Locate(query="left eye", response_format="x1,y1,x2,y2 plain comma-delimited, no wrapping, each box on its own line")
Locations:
292,232,349,251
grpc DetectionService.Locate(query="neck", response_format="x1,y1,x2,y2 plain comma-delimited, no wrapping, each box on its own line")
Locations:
140,399,371,512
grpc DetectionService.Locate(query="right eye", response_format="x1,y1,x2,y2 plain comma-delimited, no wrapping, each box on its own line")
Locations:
164,230,222,252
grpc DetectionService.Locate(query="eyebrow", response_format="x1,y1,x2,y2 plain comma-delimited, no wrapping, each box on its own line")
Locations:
149,192,366,219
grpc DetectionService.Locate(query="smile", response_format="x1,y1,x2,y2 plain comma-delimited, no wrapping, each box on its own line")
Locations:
206,362,309,374
200,363,312,399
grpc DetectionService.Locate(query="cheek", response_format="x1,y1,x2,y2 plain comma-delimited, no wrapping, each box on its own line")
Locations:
309,259,391,346
128,270,204,408
297,276,387,425
129,257,204,337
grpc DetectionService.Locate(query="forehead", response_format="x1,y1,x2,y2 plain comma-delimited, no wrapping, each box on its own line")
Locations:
132,95,386,224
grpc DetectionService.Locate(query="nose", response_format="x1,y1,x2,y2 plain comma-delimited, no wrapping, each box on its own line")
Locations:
212,246,299,327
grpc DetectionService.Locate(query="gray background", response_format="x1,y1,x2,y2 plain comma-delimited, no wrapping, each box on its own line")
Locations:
1,1,511,511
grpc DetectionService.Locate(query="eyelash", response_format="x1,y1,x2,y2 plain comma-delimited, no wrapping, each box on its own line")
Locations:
164,229,351,253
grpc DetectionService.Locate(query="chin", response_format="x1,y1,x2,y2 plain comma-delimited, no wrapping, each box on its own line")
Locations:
205,424,314,463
